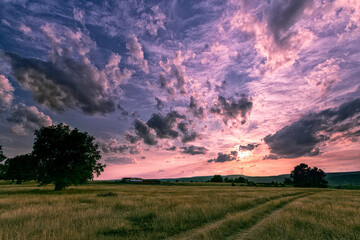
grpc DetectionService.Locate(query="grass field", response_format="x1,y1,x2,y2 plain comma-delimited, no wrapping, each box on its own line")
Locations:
0,182,359,240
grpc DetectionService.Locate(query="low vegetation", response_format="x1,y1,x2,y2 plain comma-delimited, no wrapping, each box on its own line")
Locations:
1,182,359,240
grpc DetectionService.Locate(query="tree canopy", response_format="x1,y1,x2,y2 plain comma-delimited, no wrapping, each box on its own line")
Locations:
210,175,223,182
4,154,36,184
33,124,105,190
290,163,327,188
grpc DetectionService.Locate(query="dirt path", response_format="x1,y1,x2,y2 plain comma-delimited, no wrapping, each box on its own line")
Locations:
166,192,311,240
226,192,315,240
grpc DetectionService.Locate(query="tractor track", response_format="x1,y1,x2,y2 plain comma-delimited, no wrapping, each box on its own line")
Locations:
165,192,310,240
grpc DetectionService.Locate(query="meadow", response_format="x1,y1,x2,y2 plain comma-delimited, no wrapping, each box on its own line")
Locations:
0,182,359,240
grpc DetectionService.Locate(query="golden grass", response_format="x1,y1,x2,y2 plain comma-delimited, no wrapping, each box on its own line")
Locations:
0,182,358,240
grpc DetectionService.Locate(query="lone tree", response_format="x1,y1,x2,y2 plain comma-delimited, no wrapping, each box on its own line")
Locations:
210,175,223,182
4,154,37,184
33,124,105,190
290,163,327,188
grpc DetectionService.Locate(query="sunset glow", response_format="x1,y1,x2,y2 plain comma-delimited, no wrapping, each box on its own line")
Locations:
1,0,360,179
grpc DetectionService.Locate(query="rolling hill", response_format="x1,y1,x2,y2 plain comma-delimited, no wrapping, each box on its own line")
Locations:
160,171,360,186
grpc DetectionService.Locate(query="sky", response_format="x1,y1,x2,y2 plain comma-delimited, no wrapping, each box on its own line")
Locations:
0,0,360,180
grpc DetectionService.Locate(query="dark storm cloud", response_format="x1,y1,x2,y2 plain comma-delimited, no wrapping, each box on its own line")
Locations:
239,144,259,151
231,151,238,156
129,145,141,155
207,151,237,163
189,96,205,119
264,98,360,158
268,0,313,44
182,132,199,143
166,145,177,151
125,131,140,143
99,140,129,154
263,154,280,160
147,111,185,139
181,145,208,155
177,121,189,134
177,120,200,143
210,95,253,125
98,138,141,155
134,119,158,145
155,97,165,110
106,156,135,165
5,52,116,115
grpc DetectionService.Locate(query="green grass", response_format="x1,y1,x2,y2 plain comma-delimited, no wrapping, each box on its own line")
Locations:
0,182,359,239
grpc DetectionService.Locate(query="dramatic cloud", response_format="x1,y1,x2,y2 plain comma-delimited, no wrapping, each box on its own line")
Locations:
305,58,341,93
99,138,129,154
177,121,200,143
147,111,185,139
263,154,281,160
208,151,238,163
98,138,141,155
106,156,136,165
159,51,191,95
126,34,149,73
6,103,52,135
189,96,205,119
264,98,360,158
181,132,199,143
142,6,166,36
230,0,314,71
155,97,165,110
129,145,141,155
159,73,175,95
134,119,158,145
6,51,116,115
268,0,313,44
0,75,14,112
239,144,259,151
125,131,140,144
173,67,187,95
181,145,208,155
4,24,133,115
2,1,360,179
211,95,253,125
166,145,177,151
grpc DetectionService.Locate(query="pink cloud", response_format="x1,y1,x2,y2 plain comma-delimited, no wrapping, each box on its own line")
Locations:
0,75,14,111
126,34,149,73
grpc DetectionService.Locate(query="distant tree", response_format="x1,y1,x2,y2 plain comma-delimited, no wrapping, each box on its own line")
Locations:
224,177,230,183
33,124,106,190
210,175,223,182
283,177,293,185
0,146,6,179
234,176,248,183
290,163,327,188
4,154,37,184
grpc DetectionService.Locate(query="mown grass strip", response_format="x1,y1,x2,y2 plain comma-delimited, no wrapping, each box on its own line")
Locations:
166,192,309,240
